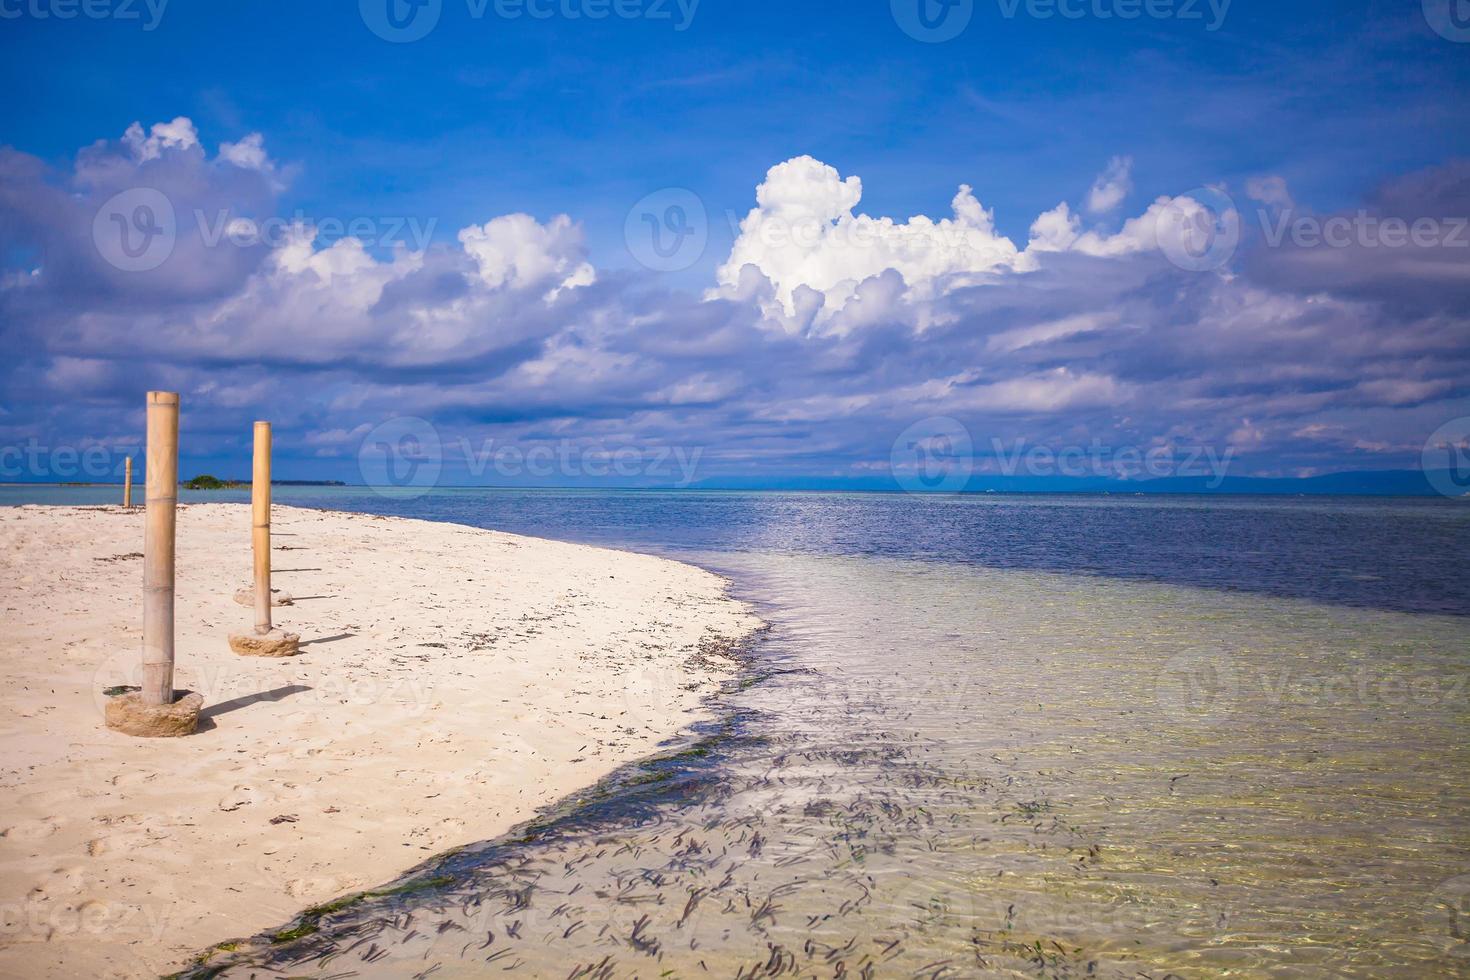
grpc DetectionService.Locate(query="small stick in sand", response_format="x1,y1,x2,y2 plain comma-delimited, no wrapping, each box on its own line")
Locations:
229,421,299,658
104,391,202,736
123,455,133,509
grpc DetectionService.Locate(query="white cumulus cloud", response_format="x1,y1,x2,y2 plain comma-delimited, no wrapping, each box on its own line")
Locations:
458,213,596,299
218,133,271,171
713,156,1022,323
715,155,1246,330
1086,155,1134,214
122,117,200,161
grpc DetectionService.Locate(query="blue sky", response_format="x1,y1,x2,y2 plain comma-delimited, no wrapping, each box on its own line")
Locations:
1,0,1468,490
8,0,1466,272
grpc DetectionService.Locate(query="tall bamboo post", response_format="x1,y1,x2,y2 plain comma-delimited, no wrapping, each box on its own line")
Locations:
142,392,179,706
123,456,133,509
252,421,272,635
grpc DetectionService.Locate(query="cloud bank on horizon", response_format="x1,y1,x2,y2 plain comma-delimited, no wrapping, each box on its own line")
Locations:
1,116,1467,488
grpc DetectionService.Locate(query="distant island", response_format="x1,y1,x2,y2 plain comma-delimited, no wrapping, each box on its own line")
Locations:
182,475,240,490
182,476,346,490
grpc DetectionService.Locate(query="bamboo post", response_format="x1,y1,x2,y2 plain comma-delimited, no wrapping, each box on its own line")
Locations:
123,456,133,509
252,421,272,635
104,391,200,735
142,392,178,706
229,420,298,657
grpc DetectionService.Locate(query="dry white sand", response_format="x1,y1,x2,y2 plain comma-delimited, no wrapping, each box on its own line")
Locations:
0,503,761,978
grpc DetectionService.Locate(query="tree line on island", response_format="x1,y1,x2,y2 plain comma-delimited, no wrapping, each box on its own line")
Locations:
183,475,345,490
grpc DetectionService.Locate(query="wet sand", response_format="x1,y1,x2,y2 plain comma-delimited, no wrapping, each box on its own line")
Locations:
0,503,760,978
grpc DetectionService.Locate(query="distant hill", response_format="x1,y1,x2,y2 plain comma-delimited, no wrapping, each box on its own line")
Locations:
688,469,1468,497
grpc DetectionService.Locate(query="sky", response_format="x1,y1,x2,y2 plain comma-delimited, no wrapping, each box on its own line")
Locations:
1,0,1468,492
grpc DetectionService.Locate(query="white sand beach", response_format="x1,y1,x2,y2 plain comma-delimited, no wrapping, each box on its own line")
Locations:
0,503,761,978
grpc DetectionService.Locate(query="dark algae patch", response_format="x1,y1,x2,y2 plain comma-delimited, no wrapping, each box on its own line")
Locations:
269,875,459,943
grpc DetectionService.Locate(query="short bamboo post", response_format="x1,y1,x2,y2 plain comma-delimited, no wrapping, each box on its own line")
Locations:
123,456,133,509
142,392,178,706
252,421,272,635
229,421,298,657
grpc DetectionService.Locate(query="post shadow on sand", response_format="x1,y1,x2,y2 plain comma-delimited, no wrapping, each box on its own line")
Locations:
200,684,313,723
298,633,355,648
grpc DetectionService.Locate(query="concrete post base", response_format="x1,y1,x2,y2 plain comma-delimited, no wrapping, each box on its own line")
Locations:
229,628,301,658
104,691,204,738
233,588,294,607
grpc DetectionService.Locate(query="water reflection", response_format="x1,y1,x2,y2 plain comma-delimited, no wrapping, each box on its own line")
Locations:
9,487,1464,616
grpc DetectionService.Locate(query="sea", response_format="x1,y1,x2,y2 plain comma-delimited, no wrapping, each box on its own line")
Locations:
6,486,1469,977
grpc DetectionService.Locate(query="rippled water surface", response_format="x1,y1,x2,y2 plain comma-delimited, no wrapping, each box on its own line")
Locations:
183,561,1467,976
7,489,1468,975
10,487,1464,614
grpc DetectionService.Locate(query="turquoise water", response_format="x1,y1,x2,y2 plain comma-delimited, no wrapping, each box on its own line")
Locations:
7,488,1469,975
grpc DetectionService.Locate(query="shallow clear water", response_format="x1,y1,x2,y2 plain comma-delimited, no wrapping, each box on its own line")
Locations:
6,488,1469,975
183,562,1467,977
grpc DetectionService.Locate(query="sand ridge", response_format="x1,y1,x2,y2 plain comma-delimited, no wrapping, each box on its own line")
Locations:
0,503,761,978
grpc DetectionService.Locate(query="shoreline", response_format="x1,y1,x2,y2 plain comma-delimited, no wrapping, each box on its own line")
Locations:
0,503,763,979
176,621,773,976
